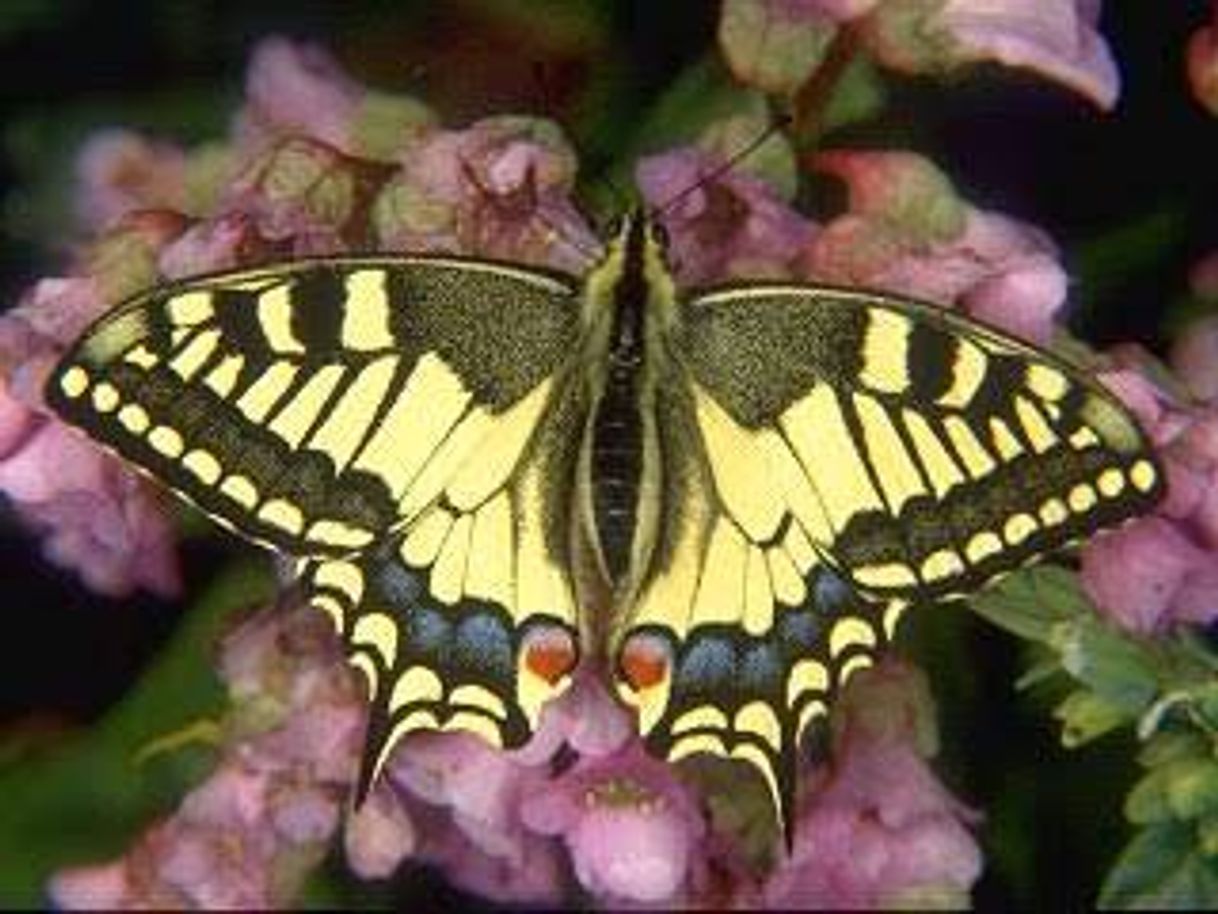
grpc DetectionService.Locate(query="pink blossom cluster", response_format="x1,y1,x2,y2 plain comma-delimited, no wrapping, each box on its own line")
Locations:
53,600,977,908
720,0,1121,109
1077,332,1218,633
1095,1,1218,634
51,607,365,908
2,3,1207,905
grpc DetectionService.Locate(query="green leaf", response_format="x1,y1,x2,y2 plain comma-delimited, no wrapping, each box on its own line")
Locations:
1014,653,1064,691
0,559,272,906
969,566,1091,643
1073,206,1188,317
718,0,835,96
1163,758,1218,822
1056,689,1133,748
1100,821,1218,909
1126,735,1218,826
1126,764,1177,826
1139,731,1210,771
1053,619,1160,714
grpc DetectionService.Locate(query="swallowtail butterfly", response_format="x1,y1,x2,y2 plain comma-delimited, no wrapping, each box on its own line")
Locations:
47,209,1163,837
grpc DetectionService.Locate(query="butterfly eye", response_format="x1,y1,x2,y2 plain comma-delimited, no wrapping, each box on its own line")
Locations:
605,214,626,238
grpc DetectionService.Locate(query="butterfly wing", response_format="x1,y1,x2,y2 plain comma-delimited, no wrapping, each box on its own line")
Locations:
614,283,1163,837
48,256,587,795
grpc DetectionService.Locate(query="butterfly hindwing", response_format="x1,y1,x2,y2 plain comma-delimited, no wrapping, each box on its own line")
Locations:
299,380,587,796
614,282,1163,838
612,367,905,834
48,255,587,789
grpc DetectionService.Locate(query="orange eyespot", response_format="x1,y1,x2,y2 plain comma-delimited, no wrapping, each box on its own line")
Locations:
618,632,672,692
522,626,578,686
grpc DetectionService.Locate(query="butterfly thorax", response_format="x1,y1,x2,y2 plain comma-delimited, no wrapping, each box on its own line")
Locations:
579,212,675,594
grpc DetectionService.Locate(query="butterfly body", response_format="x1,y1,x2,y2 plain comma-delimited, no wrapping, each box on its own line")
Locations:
47,210,1163,838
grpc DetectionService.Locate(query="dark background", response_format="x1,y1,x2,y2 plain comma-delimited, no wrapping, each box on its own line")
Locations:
1,1,1215,908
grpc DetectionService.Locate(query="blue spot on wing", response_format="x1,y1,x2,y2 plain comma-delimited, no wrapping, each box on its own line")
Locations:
741,643,781,690
813,567,852,611
455,611,515,680
676,636,735,692
375,559,423,606
776,610,820,659
405,606,450,654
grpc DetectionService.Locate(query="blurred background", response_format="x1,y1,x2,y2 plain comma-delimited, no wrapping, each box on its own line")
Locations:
1,1,1215,908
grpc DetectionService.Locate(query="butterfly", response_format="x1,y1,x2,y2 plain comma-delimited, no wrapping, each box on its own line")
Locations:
46,208,1163,840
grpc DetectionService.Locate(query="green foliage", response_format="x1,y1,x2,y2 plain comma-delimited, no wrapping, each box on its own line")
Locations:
1100,822,1218,909
973,568,1218,908
0,561,271,907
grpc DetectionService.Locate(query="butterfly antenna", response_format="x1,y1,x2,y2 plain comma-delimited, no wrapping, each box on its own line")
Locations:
650,113,793,220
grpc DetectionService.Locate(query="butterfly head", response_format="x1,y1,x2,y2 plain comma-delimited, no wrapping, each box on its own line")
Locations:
603,208,670,260
583,207,679,336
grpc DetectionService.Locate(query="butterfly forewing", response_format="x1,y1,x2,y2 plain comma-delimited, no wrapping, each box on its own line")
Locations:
676,286,1162,599
48,255,587,791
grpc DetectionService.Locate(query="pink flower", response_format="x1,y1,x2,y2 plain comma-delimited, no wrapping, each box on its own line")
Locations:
238,37,370,155
218,135,390,256
763,662,981,909
1172,253,1218,402
1171,315,1218,404
636,145,817,286
514,667,635,764
1077,366,1218,632
390,731,545,863
156,212,271,279
344,789,418,880
373,116,597,272
51,606,363,909
343,670,731,906
1187,17,1218,116
1082,517,1218,634
75,129,188,232
804,150,1066,345
347,671,644,903
408,801,569,905
862,0,1121,109
719,0,1120,108
238,37,438,162
522,743,708,904
0,285,180,598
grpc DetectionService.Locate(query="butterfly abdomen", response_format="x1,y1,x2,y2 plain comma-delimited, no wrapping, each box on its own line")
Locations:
589,359,645,583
